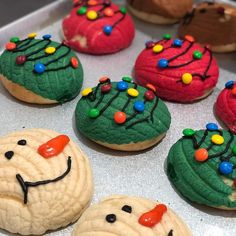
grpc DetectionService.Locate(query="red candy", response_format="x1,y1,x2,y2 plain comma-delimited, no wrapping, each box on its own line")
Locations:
101,84,112,93
16,55,27,65
138,204,167,228
234,179,236,188
114,111,126,124
145,90,155,101
38,135,70,158
6,42,16,51
71,57,79,68
99,76,109,83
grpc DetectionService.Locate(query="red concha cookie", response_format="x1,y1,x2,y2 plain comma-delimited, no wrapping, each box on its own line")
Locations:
62,0,135,55
134,34,219,103
216,81,236,133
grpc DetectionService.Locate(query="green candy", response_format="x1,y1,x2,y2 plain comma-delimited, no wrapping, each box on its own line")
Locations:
232,146,236,155
77,6,87,15
183,128,195,137
193,50,203,60
163,34,171,40
10,37,20,43
120,7,127,14
122,76,132,83
89,108,100,118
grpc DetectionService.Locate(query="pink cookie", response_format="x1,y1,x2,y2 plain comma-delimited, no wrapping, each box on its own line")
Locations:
216,81,236,133
62,0,135,55
134,34,219,103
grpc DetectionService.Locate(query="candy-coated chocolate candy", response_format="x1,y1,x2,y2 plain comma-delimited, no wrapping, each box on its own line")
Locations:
28,32,37,39
217,7,225,15
145,90,155,101
42,34,52,40
103,25,112,35
182,128,195,137
145,41,155,49
87,10,98,20
232,88,236,96
10,37,20,43
173,39,183,47
82,88,92,97
185,35,195,42
193,50,203,60
134,101,145,112
219,162,233,175
120,7,127,14
114,111,126,124
99,76,109,83
16,55,27,65
101,84,112,93
211,134,224,145
117,81,128,91
127,88,139,97
34,63,45,74
163,34,171,40
89,108,100,118
104,7,114,16
70,57,79,68
5,42,16,51
225,81,234,89
122,76,132,83
146,84,156,92
88,0,98,5
45,47,56,54
182,73,192,84
232,146,236,155
77,6,87,15
153,44,163,53
234,179,236,187
195,148,208,162
158,59,168,68
206,123,218,131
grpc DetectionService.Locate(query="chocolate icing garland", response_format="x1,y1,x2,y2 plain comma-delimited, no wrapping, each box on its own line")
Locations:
0,33,83,102
168,123,236,208
73,0,127,36
76,77,170,144
145,34,213,85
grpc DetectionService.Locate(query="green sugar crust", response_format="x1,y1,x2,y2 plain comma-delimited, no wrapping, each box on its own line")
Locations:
75,82,171,145
167,129,236,208
0,39,83,102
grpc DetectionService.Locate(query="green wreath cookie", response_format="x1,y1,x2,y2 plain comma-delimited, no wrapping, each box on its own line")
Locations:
0,33,83,104
75,76,171,151
167,123,236,209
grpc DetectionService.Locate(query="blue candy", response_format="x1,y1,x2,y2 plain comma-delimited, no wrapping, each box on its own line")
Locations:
219,162,233,175
225,80,234,89
158,59,168,68
117,81,128,91
134,101,145,112
42,34,52,40
34,63,45,74
206,123,218,131
103,25,112,36
173,39,183,47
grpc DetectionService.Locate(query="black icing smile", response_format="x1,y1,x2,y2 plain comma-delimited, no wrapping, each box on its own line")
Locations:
16,156,72,204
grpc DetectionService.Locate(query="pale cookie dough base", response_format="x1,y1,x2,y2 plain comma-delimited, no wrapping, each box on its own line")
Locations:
127,4,178,24
194,88,214,102
0,75,57,104
211,42,236,53
93,133,166,151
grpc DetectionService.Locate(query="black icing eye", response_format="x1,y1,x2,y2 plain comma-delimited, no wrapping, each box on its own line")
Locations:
121,205,132,213
17,139,27,145
105,214,116,223
199,8,206,13
5,151,14,160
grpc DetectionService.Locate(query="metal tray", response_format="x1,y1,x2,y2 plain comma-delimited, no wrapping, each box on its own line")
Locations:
0,0,236,235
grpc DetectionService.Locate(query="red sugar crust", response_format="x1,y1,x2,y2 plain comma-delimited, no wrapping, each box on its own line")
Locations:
62,1,135,55
216,84,236,133
134,38,219,103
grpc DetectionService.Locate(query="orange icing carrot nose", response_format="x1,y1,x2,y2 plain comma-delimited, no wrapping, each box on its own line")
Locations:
38,135,70,158
138,204,167,228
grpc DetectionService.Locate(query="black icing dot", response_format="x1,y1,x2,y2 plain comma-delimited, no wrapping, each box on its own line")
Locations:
105,214,116,223
168,229,173,236
121,205,132,213
17,139,27,146
5,151,14,160
199,8,206,13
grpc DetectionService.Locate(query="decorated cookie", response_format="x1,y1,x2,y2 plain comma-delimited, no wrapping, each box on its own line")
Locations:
167,123,236,209
215,81,236,133
0,33,83,104
134,34,219,103
0,129,93,235
72,195,192,236
178,1,236,53
127,0,193,24
75,76,171,151
62,0,135,54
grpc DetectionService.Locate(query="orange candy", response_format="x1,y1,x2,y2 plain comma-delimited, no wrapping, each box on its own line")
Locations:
5,42,16,51
71,57,79,68
185,35,195,43
195,148,208,162
104,8,114,17
146,84,156,92
88,0,98,5
114,111,126,124
99,76,109,83
232,87,236,96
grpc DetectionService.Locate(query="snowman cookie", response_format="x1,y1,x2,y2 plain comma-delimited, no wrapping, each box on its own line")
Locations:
72,195,192,236
0,129,93,235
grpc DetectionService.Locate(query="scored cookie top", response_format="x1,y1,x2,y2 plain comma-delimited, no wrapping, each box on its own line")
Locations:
76,77,171,145
0,33,83,103
167,123,236,208
0,129,93,235
73,195,192,236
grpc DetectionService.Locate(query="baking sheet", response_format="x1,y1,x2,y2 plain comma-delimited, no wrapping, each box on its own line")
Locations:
0,0,236,235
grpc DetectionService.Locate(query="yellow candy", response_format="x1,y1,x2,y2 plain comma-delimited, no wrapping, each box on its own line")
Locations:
211,134,224,145
86,10,98,20
153,44,163,53
182,73,193,85
28,32,37,39
45,47,56,54
82,88,92,96
127,88,139,97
